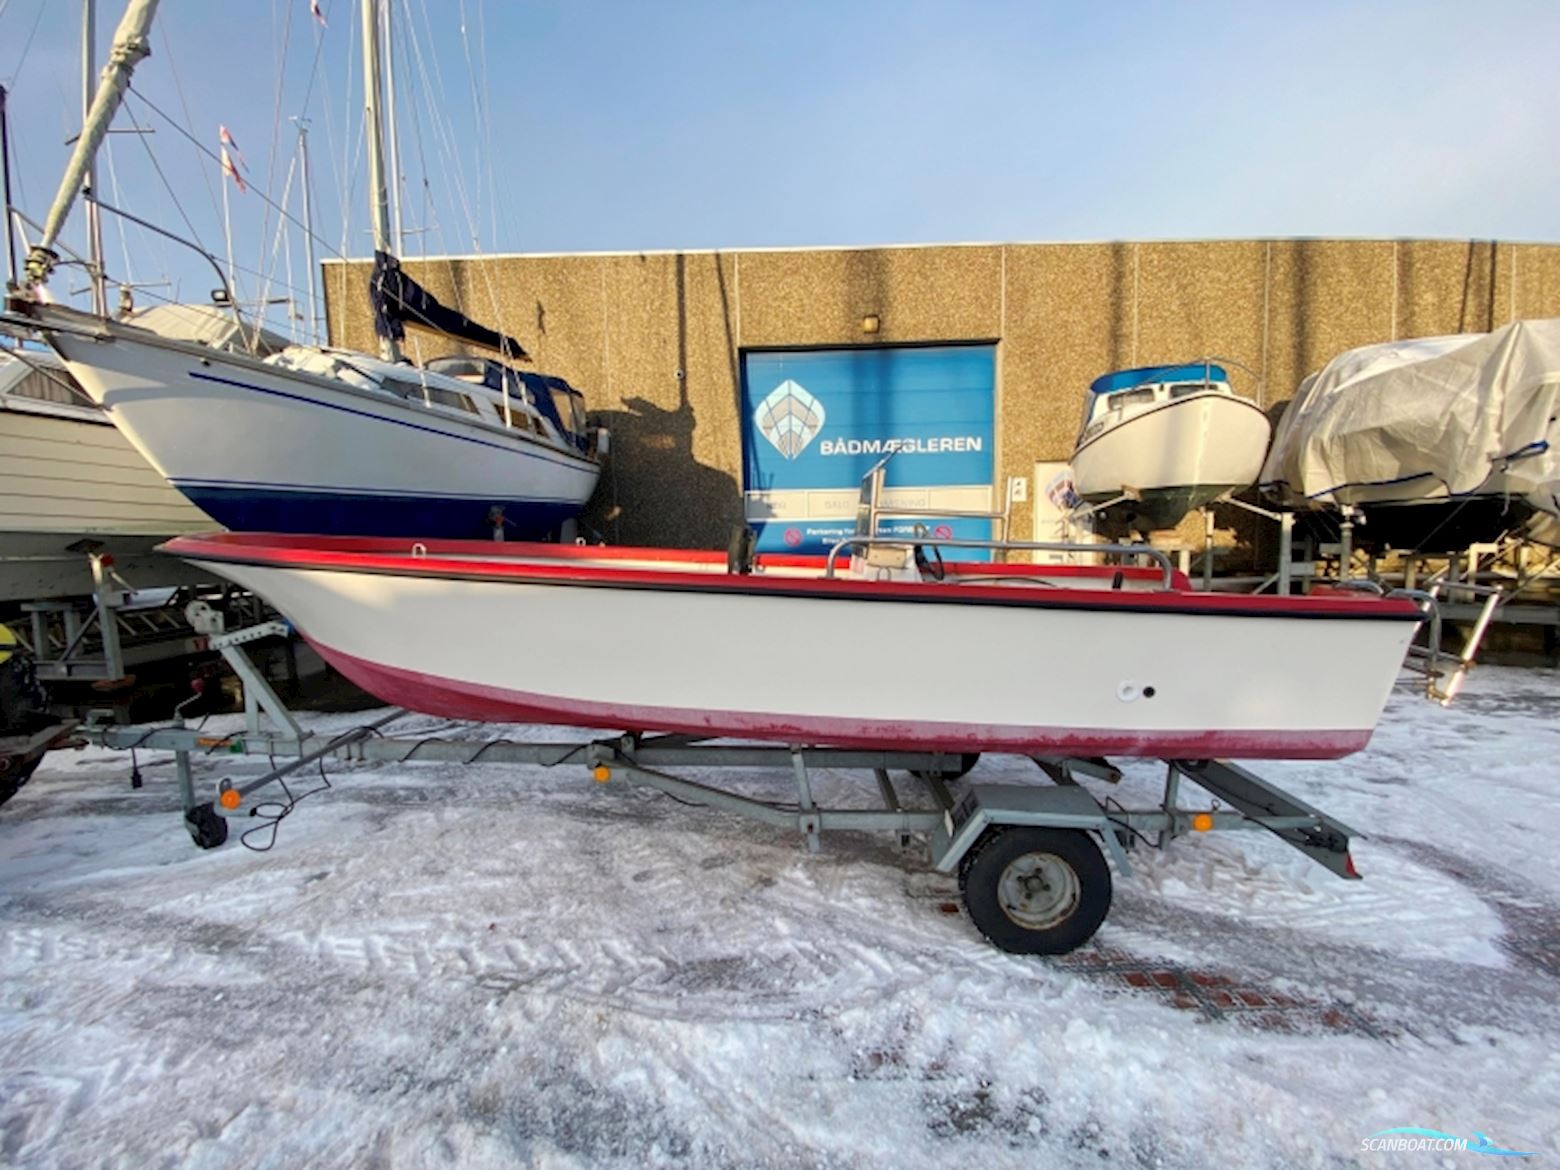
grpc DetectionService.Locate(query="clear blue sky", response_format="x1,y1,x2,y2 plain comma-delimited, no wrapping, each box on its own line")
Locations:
2,0,1557,324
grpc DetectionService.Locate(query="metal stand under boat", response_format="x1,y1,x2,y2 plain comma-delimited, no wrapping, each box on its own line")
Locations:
63,620,1366,957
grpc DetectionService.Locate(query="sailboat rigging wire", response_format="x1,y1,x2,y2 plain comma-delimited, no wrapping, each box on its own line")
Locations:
0,0,47,88
398,0,515,345
120,96,206,261
249,150,299,346
282,186,298,343
101,133,140,294
152,12,222,230
459,0,513,341
252,0,296,295
125,87,348,263
83,195,236,311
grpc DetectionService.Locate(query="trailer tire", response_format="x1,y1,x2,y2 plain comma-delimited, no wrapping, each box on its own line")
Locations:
959,826,1111,955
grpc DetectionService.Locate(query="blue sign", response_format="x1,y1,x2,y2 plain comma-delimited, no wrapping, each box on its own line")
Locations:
741,345,996,556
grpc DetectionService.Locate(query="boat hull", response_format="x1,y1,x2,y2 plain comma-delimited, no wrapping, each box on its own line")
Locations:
0,402,217,601
41,314,600,540
1073,393,1272,529
168,535,1422,760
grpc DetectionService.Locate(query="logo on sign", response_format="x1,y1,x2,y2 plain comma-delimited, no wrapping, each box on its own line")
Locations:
754,380,826,460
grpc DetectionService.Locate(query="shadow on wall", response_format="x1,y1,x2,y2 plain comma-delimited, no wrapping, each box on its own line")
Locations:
583,396,740,549
581,252,742,549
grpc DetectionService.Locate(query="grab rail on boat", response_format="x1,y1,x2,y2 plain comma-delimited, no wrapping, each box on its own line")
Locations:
823,536,1177,588
1319,579,1494,706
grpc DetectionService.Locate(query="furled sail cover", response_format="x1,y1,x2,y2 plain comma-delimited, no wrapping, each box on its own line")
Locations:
370,251,529,360
1260,319,1560,519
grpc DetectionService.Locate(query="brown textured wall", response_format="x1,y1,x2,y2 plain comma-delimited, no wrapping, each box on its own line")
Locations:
325,237,1560,553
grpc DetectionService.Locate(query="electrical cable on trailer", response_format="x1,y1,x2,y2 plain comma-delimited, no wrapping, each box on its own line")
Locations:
1099,795,1157,851
239,754,334,852
229,723,606,850
236,720,393,852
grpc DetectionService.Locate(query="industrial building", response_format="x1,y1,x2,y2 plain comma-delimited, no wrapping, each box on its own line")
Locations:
324,238,1560,556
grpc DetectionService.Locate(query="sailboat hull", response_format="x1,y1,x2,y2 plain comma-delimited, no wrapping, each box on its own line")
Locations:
39,313,600,541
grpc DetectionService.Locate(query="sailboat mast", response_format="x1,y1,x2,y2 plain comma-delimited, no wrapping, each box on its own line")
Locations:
0,85,17,291
294,118,320,345
82,0,109,316
24,0,159,290
360,0,400,362
380,0,404,251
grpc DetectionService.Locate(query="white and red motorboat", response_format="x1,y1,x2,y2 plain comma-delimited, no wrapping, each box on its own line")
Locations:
164,532,1424,760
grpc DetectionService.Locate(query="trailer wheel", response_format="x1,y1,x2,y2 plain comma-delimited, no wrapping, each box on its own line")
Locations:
911,752,980,782
959,827,1111,955
184,802,229,850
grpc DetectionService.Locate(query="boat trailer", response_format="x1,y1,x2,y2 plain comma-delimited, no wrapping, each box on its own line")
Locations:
67,619,1363,956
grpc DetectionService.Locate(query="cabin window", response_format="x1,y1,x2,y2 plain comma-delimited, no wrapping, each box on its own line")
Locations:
379,376,477,415
1170,382,1215,398
1109,387,1157,410
561,392,587,435
379,377,423,402
425,386,479,414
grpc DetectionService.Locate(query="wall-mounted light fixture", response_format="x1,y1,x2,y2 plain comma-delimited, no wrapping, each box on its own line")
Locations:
860,314,881,335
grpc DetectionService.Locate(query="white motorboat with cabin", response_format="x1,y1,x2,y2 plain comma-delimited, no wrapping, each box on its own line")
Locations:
1260,321,1560,550
7,0,606,542
1072,362,1272,531
0,341,216,601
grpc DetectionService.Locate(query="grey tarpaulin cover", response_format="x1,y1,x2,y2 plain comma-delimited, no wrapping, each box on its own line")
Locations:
1260,319,1560,522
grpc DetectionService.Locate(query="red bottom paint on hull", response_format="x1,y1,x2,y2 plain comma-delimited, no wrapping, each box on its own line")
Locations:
310,637,1375,760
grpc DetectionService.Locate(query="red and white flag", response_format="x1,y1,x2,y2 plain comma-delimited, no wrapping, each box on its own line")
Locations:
309,0,327,28
218,125,246,169
218,125,247,193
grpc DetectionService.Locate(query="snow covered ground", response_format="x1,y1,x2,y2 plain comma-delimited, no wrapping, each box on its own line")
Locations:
1,666,1557,1169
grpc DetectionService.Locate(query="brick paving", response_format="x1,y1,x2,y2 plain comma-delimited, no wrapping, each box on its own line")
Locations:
1055,945,1391,1038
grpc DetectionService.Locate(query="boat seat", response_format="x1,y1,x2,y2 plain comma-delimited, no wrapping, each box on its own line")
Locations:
848,545,923,583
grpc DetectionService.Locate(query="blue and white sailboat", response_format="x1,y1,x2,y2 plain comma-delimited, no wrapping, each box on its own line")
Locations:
13,0,604,541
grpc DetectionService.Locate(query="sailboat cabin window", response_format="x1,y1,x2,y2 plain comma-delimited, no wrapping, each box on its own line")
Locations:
425,386,479,414
379,376,478,415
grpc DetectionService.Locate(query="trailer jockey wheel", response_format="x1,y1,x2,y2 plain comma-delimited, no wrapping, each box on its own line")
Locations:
958,826,1111,955
184,802,229,850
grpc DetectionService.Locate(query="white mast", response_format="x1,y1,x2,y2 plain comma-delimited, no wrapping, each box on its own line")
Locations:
82,1,109,316
292,117,320,345
360,0,399,362
25,0,159,290
380,0,404,251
